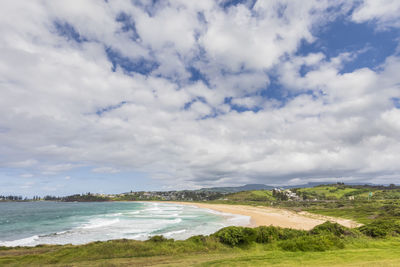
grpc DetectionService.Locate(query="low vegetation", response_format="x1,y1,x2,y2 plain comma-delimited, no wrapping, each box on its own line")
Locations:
219,190,275,202
218,184,400,203
2,221,400,266
208,184,400,225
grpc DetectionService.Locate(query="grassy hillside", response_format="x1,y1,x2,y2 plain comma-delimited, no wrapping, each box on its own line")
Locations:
2,222,400,266
221,190,275,202
220,184,400,203
295,186,362,200
295,185,400,200
2,240,400,266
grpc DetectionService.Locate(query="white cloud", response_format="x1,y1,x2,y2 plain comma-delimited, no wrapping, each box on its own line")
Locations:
21,181,35,189
0,0,399,192
352,0,400,29
231,96,263,109
20,174,34,178
40,164,78,176
92,167,120,174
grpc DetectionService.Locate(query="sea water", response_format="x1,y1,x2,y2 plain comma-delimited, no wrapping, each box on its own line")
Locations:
0,201,250,246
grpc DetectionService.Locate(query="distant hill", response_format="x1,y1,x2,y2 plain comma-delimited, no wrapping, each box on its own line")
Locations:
199,184,275,193
198,182,378,193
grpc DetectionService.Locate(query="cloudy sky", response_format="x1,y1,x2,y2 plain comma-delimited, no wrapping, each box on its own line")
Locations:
1,0,400,196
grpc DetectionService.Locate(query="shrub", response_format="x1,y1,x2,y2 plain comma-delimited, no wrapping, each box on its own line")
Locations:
213,226,256,246
147,235,170,242
380,205,400,217
278,228,307,240
255,226,280,243
252,226,308,244
310,221,353,237
359,220,400,238
186,235,207,244
279,234,345,252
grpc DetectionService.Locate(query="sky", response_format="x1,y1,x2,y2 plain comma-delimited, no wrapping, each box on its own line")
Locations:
1,0,400,196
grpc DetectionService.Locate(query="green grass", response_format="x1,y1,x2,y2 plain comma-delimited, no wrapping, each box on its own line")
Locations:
220,184,400,203
296,186,361,200
0,236,228,266
295,185,400,201
2,221,400,266
222,190,275,202
1,237,400,266
197,242,400,267
303,200,400,224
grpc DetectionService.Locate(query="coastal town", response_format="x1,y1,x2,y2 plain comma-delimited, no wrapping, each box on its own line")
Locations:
2,183,398,203
0,188,303,202
0,188,294,202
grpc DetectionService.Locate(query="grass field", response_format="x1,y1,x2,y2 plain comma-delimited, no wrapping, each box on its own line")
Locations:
2,220,400,267
1,237,400,266
220,190,275,202
296,186,361,200
219,184,400,203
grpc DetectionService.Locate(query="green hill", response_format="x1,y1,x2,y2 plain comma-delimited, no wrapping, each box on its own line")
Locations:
220,184,400,203
222,190,275,202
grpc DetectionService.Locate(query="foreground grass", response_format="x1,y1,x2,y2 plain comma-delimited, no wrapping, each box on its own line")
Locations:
1,238,400,266
0,237,228,266
2,221,400,267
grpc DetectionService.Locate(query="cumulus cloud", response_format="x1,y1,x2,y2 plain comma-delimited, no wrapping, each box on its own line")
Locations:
0,0,399,192
352,0,400,29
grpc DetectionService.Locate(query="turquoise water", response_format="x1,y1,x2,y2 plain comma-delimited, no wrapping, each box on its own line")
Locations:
0,201,250,246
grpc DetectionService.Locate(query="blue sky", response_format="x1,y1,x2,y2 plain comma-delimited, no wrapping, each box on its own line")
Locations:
0,0,400,196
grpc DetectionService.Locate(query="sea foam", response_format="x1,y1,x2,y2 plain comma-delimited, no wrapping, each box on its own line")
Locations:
0,235,39,247
0,202,250,247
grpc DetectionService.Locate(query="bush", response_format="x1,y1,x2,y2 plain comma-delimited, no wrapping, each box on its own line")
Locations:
147,235,171,242
213,226,256,246
310,221,353,237
279,234,345,252
379,205,400,217
255,226,280,243
215,225,308,245
186,235,207,244
359,220,400,238
278,227,307,240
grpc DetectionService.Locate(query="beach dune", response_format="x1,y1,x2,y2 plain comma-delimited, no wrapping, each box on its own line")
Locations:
170,202,362,230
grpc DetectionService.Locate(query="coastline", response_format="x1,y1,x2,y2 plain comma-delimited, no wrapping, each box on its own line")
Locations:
161,202,362,230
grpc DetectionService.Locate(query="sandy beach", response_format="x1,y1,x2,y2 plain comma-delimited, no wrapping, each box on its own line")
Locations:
167,202,362,230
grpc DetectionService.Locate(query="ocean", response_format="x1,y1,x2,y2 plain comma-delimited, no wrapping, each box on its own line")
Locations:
0,201,250,247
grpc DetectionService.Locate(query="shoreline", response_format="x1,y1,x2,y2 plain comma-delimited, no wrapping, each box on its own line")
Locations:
161,201,362,230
